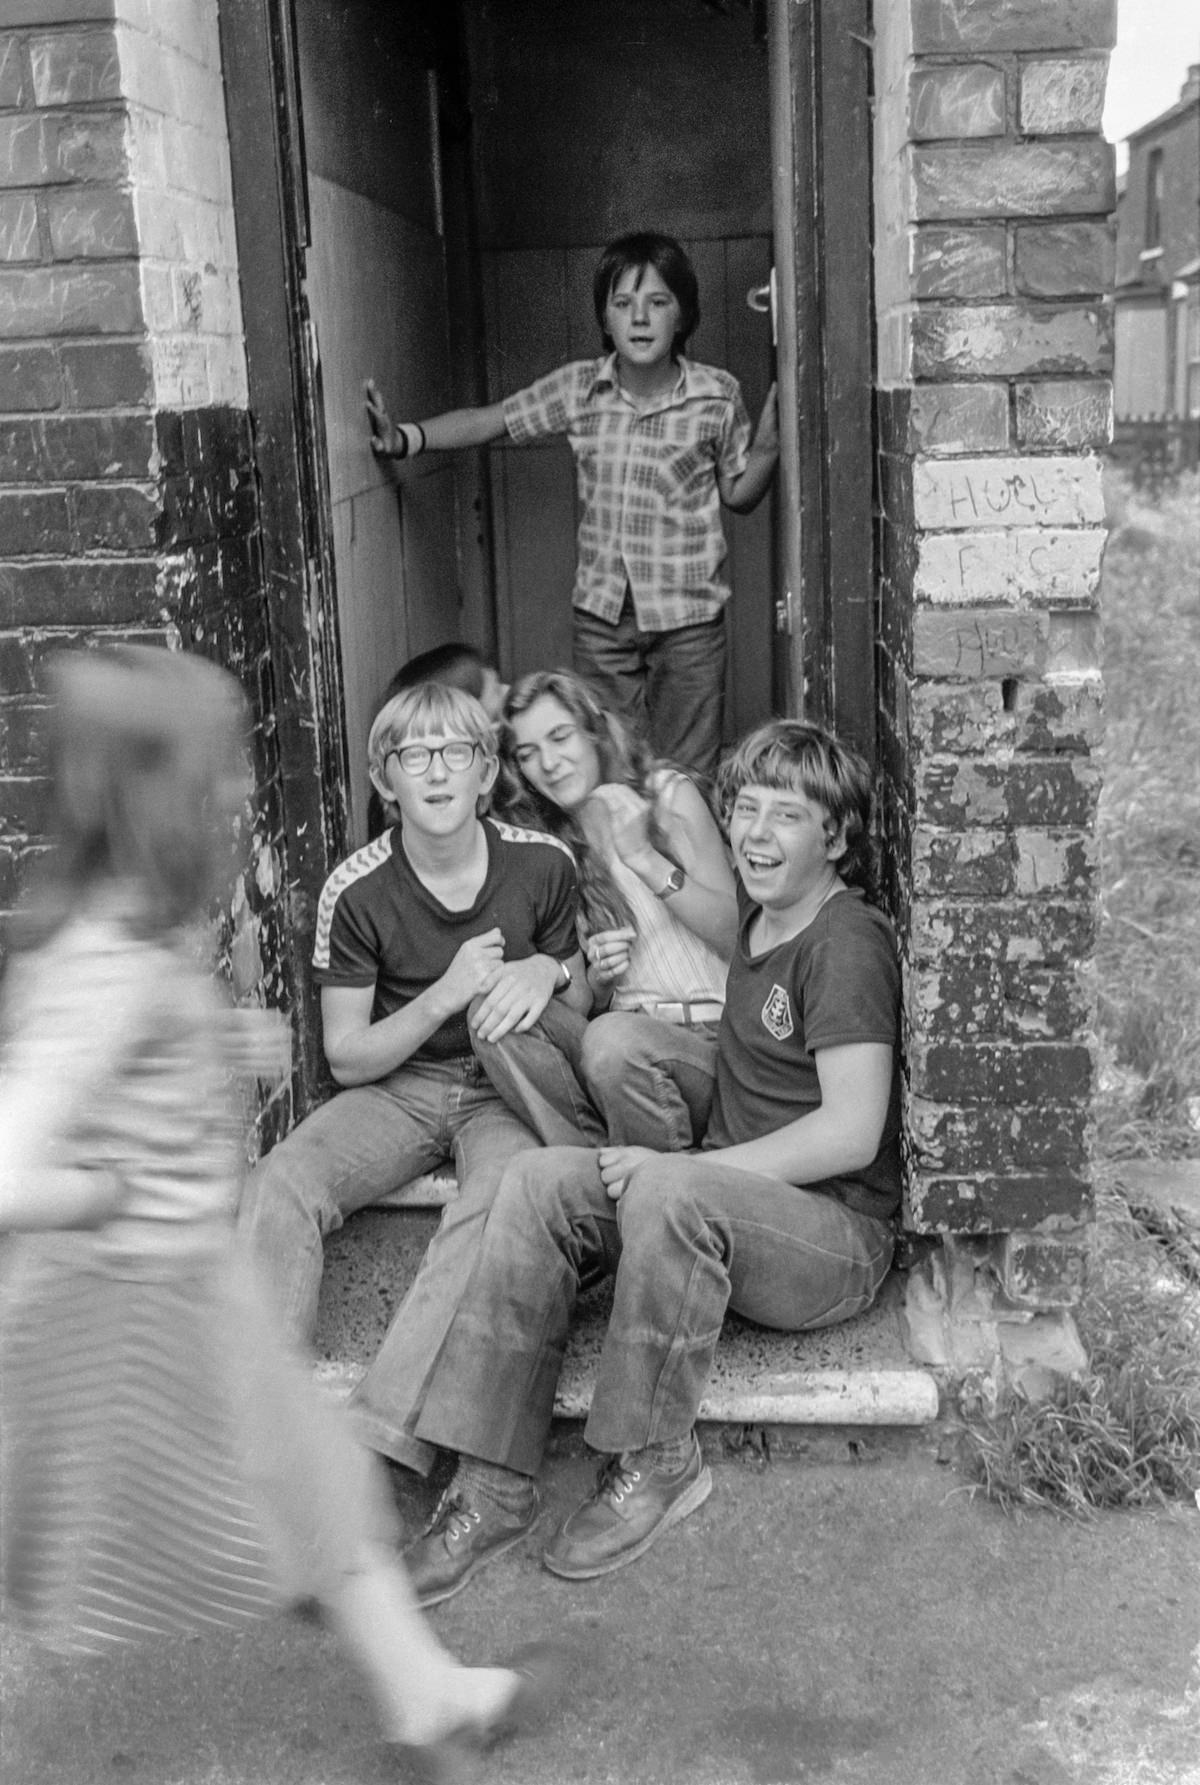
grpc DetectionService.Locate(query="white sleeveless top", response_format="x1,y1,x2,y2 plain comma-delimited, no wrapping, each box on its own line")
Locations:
608,852,729,1011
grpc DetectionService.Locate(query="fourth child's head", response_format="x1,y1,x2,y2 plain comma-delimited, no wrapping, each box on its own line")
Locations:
593,232,700,361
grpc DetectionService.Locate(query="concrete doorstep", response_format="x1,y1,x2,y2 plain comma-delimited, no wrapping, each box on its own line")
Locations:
312,1172,942,1431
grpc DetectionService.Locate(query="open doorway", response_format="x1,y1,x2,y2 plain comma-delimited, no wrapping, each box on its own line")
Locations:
290,0,779,841
224,0,873,866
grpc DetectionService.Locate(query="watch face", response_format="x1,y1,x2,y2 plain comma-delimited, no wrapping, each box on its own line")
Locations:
659,865,685,897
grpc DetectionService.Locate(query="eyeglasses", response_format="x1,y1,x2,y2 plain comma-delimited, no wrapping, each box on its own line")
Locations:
389,740,481,777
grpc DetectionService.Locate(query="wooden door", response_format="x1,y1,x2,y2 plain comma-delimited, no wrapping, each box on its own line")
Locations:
769,0,876,757
466,0,777,746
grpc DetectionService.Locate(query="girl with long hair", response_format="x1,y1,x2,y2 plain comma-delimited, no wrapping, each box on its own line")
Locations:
493,668,737,1149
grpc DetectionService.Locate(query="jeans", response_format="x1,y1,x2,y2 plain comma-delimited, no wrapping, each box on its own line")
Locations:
237,1055,540,1474
581,1011,718,1149
413,1148,895,1476
471,997,605,1148
572,597,727,779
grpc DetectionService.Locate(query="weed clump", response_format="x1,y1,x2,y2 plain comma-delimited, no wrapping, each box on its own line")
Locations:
966,1188,1200,1516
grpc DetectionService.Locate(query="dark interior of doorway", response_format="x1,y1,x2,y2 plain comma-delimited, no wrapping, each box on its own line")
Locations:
294,0,781,824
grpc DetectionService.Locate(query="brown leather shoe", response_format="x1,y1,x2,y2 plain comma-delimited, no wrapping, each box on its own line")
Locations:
403,1483,539,1607
542,1434,712,1580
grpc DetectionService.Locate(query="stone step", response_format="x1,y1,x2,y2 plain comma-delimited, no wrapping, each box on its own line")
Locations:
313,1173,941,1428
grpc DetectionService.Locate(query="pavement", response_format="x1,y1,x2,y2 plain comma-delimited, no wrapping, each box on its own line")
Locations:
6,1176,1199,1784
3,1425,1198,1785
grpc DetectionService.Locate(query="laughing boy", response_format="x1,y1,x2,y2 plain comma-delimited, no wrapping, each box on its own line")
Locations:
398,719,902,1600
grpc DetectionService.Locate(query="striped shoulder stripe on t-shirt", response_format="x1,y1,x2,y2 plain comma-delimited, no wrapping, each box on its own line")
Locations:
489,819,576,865
312,833,393,970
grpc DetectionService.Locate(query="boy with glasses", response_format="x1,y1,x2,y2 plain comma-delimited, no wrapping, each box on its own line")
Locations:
239,683,595,1474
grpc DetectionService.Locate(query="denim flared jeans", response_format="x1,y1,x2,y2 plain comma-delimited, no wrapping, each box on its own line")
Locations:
413,1147,895,1477
238,1053,540,1474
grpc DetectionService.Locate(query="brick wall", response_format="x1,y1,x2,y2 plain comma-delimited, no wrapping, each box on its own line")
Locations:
873,0,1116,1305
0,0,293,1153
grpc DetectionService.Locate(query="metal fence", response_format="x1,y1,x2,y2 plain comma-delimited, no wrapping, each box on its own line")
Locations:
1110,415,1200,487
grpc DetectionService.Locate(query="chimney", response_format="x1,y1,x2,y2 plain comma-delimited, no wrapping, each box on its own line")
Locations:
1182,64,1200,105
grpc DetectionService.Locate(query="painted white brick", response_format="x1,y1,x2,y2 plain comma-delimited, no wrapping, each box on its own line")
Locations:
1014,830,1096,897
125,106,167,189
914,527,1106,605
913,455,1105,530
161,118,233,206
206,334,249,409
133,186,227,267
174,264,239,335
139,259,177,330
118,0,222,73
118,30,228,134
151,333,210,408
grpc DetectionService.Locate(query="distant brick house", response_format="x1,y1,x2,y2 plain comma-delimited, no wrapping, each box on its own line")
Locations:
1113,63,1200,430
0,0,1117,1387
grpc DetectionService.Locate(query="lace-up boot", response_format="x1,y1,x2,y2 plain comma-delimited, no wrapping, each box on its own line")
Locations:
541,1432,711,1580
403,1464,539,1607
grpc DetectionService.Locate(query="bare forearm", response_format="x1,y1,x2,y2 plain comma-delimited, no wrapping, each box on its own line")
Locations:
724,444,779,514
419,404,508,451
324,988,455,1087
624,848,737,957
705,1106,881,1186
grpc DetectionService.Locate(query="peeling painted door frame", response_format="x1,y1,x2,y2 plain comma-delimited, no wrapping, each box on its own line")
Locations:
772,0,876,761
219,0,350,1113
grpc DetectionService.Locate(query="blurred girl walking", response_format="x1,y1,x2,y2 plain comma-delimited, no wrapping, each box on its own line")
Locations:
0,645,555,1782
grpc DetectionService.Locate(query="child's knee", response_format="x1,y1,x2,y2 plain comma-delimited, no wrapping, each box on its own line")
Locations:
618,1154,694,1227
581,1011,646,1091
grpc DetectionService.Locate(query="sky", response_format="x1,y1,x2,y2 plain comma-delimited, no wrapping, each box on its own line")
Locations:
1103,0,1200,171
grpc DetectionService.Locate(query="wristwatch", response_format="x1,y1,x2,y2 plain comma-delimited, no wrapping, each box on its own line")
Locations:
655,864,686,900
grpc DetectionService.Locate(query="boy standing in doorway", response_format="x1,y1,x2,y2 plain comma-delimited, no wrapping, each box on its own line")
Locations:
366,232,779,780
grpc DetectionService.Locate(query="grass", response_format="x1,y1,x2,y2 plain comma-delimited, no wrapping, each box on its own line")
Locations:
967,1175,1200,1516
1092,466,1200,1161
964,466,1200,1516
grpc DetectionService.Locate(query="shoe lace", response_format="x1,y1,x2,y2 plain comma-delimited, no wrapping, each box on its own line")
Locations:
427,1488,482,1543
596,1454,642,1507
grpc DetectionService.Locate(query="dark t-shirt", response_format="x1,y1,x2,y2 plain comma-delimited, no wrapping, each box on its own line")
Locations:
311,818,579,1061
703,885,902,1220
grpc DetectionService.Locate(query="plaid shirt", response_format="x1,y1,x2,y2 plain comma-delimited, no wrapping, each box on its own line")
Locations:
502,354,751,631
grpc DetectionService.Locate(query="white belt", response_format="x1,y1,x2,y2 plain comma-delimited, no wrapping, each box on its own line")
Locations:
641,1000,724,1028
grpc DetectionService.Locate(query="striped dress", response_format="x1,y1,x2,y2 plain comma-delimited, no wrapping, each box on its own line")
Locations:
0,910,394,1657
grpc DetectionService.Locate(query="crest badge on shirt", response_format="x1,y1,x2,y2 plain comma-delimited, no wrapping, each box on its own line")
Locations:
761,984,794,1041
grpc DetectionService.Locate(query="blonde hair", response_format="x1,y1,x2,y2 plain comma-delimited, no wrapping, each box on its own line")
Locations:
367,683,496,779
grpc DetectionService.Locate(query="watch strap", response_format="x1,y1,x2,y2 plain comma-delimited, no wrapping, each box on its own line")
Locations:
656,864,686,900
